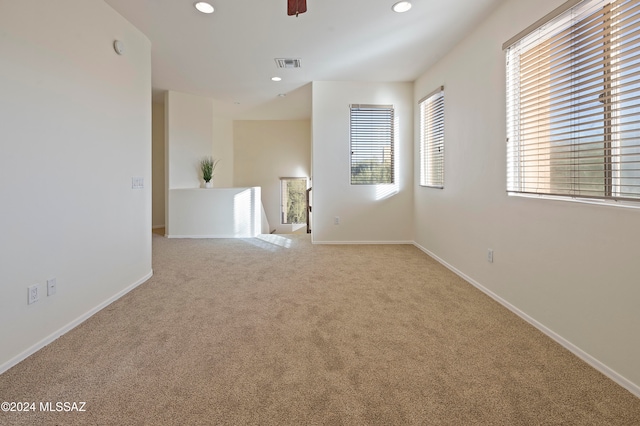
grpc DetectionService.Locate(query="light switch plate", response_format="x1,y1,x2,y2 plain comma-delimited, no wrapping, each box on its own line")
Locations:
132,177,144,189
47,278,57,296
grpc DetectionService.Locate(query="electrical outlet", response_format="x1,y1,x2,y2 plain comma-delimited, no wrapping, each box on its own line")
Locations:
487,249,494,263
47,278,57,296
27,284,39,305
334,216,340,225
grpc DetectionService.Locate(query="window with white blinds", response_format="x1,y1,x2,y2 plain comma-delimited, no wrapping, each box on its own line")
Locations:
506,0,640,202
420,87,445,188
350,104,394,185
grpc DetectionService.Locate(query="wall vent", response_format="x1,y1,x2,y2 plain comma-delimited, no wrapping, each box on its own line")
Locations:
274,58,301,68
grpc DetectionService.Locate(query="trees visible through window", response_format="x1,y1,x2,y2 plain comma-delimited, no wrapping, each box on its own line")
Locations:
350,104,395,185
280,177,307,225
506,0,640,202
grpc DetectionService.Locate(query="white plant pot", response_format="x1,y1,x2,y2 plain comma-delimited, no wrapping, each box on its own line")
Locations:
204,181,213,188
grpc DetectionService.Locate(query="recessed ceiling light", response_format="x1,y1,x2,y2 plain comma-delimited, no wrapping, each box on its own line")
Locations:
392,1,412,13
194,2,214,14
271,76,282,82
278,93,287,98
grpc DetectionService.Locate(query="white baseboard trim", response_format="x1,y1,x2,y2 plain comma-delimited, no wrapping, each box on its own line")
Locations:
0,270,154,375
413,242,640,399
312,240,414,245
166,234,258,239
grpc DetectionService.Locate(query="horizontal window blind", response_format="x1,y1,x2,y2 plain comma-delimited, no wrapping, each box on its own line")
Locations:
506,0,640,202
420,87,445,188
350,104,395,185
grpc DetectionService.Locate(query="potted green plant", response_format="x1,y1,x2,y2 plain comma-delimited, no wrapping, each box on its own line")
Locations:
200,156,220,188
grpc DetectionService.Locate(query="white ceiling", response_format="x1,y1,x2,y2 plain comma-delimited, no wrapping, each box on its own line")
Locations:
104,0,503,119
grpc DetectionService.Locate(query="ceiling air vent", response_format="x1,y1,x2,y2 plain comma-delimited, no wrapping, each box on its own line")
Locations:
275,58,302,68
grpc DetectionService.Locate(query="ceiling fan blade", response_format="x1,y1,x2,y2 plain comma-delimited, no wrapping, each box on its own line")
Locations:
287,0,307,16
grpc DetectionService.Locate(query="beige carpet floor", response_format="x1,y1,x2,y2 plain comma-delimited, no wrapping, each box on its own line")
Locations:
1,233,639,425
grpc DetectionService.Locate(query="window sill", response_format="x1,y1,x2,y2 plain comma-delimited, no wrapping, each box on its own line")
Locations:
507,192,640,210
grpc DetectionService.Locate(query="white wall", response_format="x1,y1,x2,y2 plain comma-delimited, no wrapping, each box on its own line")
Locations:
413,0,640,393
167,188,262,238
233,120,311,233
165,91,234,189
166,91,214,189
152,102,166,228
212,116,234,188
0,0,152,371
311,81,413,243
165,90,235,236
